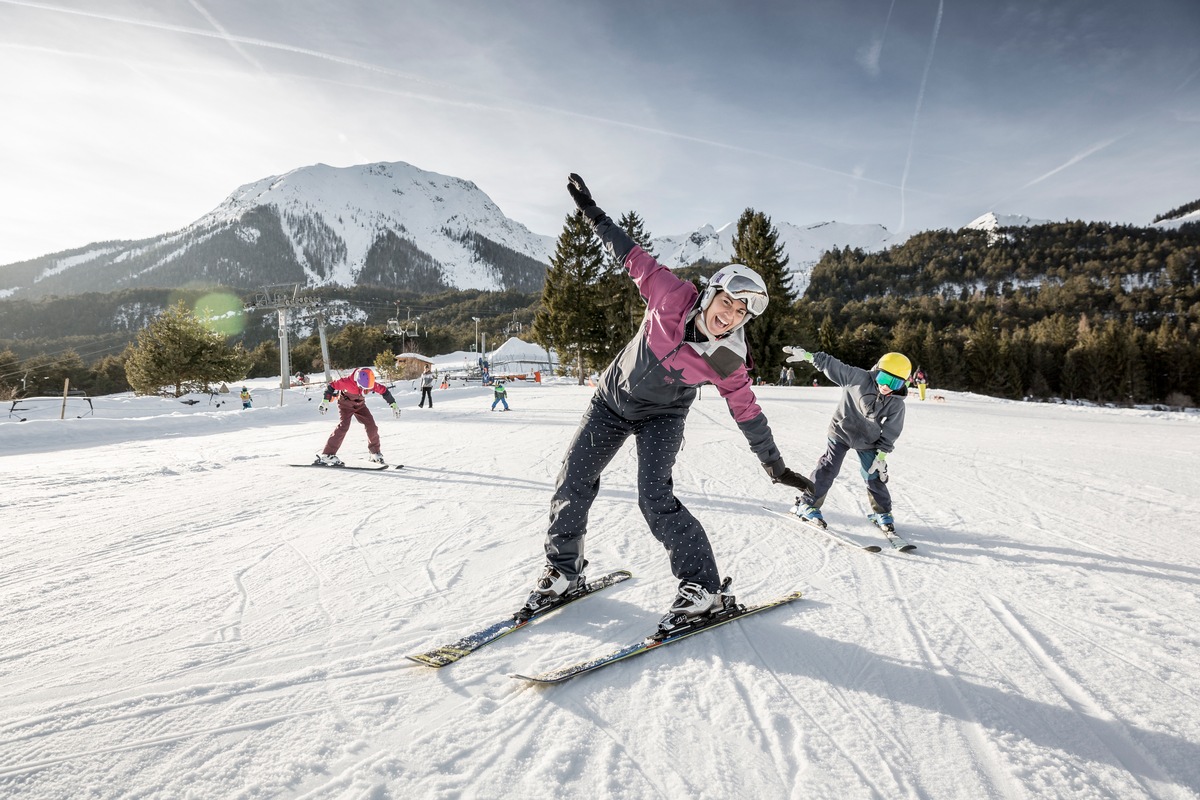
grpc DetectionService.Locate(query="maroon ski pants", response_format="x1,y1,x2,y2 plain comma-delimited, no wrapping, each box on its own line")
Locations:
323,394,381,454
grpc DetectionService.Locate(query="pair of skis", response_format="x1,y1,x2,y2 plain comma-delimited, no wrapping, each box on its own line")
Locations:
761,506,916,552
405,509,910,682
405,569,803,683
291,463,405,471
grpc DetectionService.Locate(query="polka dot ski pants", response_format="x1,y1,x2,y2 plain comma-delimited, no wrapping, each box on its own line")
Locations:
544,397,721,593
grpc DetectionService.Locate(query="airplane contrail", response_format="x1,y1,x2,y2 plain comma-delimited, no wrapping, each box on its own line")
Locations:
897,0,943,232
1018,136,1125,191
187,0,266,73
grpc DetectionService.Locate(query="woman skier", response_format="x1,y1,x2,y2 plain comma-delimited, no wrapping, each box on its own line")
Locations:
523,173,812,634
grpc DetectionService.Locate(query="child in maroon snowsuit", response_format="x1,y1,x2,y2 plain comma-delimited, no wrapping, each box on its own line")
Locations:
315,368,399,466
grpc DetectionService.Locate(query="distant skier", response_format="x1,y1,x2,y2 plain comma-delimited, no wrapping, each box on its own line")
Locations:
419,366,435,408
491,380,510,411
913,366,929,401
783,346,910,533
239,387,252,409
521,173,812,635
315,367,400,466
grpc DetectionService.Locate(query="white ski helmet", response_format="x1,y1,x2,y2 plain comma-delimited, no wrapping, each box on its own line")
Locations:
699,264,769,327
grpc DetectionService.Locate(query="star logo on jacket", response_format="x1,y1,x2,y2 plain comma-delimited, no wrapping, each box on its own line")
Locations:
662,365,688,385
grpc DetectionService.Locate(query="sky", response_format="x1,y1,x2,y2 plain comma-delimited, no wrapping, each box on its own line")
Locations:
1,0,1198,266
2,379,1199,797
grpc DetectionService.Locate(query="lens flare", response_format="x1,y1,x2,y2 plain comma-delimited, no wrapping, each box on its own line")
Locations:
192,292,245,336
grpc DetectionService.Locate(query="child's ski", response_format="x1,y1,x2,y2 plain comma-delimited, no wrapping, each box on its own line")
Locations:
865,514,916,551
761,506,882,552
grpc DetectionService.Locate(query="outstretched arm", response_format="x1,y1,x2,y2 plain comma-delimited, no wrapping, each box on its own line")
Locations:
568,173,636,263
567,173,687,304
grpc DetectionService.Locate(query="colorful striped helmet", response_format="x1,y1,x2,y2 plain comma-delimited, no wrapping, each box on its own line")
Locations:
354,368,377,390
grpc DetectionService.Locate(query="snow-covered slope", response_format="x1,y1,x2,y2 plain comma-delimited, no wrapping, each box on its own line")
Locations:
3,381,1198,798
1152,208,1200,230
652,219,904,295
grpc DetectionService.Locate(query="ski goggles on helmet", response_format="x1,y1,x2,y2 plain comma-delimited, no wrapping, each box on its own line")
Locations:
355,369,376,390
876,371,906,392
718,275,768,317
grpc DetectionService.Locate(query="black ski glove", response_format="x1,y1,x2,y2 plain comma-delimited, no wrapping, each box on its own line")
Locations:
567,173,607,224
763,458,814,493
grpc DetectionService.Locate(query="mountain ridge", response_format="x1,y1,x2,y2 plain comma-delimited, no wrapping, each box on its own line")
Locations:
2,160,1192,302
0,161,916,301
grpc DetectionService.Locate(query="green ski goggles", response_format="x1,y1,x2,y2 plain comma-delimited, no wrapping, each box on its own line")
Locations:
876,371,906,391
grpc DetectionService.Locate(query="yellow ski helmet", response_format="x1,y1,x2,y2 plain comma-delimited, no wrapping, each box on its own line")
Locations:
876,352,912,380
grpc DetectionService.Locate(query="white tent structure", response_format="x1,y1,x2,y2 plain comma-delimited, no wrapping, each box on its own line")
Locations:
425,338,558,379
487,336,558,376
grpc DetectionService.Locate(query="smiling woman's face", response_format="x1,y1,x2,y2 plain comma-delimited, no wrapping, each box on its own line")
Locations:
703,291,749,337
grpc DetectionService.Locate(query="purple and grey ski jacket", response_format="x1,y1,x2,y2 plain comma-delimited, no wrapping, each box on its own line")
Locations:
591,218,781,466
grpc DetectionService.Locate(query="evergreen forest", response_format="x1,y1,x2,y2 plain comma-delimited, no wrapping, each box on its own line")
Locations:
2,216,1198,407
799,221,1200,405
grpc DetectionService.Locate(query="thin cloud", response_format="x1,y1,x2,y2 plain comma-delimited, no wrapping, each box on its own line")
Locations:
858,0,898,78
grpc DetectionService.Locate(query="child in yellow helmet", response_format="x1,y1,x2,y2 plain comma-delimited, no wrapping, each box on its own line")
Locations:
782,347,911,536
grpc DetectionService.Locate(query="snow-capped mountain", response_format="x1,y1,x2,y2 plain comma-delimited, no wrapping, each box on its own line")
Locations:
0,160,1064,304
651,219,905,295
0,162,556,300
963,211,1054,245
964,211,1053,232
195,162,554,289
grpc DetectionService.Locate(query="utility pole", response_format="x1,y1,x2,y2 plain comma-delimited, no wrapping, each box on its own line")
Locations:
243,284,322,405
313,311,333,385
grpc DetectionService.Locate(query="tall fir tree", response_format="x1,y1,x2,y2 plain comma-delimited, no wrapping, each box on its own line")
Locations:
533,212,607,384
595,211,656,365
731,208,798,380
124,301,252,396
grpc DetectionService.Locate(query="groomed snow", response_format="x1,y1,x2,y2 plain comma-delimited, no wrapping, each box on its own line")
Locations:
2,380,1198,799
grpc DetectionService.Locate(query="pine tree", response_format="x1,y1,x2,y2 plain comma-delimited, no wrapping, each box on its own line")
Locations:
328,324,389,370
731,209,798,379
595,211,655,365
533,213,607,384
125,301,252,396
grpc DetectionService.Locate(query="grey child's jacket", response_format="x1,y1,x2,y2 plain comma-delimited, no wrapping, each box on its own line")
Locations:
811,351,906,453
